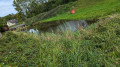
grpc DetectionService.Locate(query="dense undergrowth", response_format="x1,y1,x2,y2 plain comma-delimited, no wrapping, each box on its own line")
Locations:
0,14,120,66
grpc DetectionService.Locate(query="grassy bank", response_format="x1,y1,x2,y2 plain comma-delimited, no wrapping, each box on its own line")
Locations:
0,0,120,66
41,0,120,23
24,0,106,25
0,14,120,66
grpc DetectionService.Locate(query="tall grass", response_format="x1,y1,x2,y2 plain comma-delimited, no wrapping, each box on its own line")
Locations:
0,16,120,66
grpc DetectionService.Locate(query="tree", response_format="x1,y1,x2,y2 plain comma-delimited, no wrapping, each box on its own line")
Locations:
13,0,48,18
13,0,77,18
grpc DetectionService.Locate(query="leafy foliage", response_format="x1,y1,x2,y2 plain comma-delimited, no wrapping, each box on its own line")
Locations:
13,0,77,18
0,14,16,31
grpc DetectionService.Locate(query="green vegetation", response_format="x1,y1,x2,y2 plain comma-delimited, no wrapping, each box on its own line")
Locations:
0,14,17,31
0,0,120,66
13,0,77,18
24,3,75,25
0,22,6,32
41,0,120,22
24,0,103,24
24,0,120,24
0,14,120,66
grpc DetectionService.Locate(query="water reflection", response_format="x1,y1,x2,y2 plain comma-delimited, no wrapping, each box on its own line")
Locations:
29,20,88,33
29,29,39,33
56,20,87,32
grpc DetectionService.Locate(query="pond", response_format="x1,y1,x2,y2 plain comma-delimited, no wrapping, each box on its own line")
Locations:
28,20,92,34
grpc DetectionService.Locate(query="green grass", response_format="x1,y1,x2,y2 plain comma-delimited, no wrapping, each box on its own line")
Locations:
0,15,120,66
24,0,104,25
0,0,120,66
41,0,120,23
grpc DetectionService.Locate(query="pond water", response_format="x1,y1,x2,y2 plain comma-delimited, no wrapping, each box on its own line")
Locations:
28,20,89,34
47,20,88,32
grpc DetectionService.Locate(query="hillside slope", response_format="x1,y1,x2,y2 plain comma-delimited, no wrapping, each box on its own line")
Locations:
0,14,120,66
24,0,120,25
0,0,120,66
41,0,120,22
24,0,105,25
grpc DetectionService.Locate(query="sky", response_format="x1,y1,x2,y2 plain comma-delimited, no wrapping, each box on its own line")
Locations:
0,0,17,17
